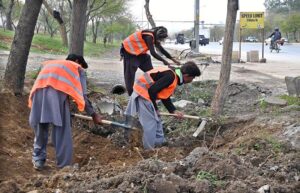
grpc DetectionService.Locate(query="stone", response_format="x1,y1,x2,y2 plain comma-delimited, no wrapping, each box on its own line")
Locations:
283,125,300,150
264,96,287,106
173,100,194,108
246,50,259,62
27,191,39,193
257,184,273,193
285,76,300,97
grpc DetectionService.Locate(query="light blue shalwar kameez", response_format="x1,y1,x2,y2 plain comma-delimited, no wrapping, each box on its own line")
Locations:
29,69,94,168
125,92,165,149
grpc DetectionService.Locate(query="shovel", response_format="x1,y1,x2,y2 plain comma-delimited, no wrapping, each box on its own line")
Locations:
160,112,209,137
71,113,133,130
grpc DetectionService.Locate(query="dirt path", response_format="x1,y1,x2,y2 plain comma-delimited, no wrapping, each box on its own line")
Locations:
0,50,288,95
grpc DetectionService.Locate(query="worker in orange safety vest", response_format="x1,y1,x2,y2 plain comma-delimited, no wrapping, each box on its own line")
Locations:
120,26,181,96
125,61,201,149
28,54,103,170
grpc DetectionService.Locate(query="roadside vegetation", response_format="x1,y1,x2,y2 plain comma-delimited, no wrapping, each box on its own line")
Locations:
0,28,120,57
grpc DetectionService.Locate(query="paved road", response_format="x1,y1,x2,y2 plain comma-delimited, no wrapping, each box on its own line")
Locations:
164,42,300,79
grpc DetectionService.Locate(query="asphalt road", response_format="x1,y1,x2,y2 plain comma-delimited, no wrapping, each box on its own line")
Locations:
164,41,300,79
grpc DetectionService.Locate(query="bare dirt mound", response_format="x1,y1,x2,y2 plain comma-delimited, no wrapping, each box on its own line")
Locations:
0,80,299,193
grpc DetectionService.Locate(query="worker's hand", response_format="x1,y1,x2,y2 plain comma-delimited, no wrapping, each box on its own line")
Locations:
91,113,103,124
173,110,184,119
171,58,181,66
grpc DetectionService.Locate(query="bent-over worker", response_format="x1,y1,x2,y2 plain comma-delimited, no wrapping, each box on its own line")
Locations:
28,54,102,170
120,26,180,96
125,61,201,149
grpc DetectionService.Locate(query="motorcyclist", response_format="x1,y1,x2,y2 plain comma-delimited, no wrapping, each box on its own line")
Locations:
269,27,282,49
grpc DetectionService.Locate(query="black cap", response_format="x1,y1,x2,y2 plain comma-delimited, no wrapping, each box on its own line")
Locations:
66,53,88,69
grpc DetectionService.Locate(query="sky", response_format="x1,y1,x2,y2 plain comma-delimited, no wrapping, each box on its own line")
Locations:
128,0,266,33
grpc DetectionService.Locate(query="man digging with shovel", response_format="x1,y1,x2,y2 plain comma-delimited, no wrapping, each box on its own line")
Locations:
28,54,103,170
125,61,201,149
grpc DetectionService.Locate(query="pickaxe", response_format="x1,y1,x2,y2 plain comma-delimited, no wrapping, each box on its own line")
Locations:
160,112,211,137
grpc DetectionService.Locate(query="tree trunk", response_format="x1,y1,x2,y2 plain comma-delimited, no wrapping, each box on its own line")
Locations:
144,0,156,28
69,0,88,55
5,0,14,30
211,0,238,116
42,0,68,47
3,0,43,95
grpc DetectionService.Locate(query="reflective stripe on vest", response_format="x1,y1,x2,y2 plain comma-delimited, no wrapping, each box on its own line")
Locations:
133,67,178,101
123,31,154,55
28,60,85,111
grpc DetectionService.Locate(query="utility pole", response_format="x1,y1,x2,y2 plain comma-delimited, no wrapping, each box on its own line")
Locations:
194,0,200,52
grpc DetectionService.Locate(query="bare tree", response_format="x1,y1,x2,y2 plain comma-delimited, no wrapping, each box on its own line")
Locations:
5,0,14,30
144,0,156,28
69,0,88,55
40,8,58,37
4,0,43,94
211,0,239,116
91,16,100,43
84,0,106,41
42,0,68,47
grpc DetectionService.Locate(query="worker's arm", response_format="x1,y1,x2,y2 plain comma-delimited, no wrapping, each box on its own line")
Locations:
79,69,103,123
143,35,170,66
148,70,176,111
269,32,274,38
155,40,181,65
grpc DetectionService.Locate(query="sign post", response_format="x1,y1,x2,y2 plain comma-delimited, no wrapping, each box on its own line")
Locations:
239,12,265,62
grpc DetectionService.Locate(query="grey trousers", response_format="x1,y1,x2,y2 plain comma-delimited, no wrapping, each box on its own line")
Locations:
126,93,165,149
32,121,72,168
123,51,153,96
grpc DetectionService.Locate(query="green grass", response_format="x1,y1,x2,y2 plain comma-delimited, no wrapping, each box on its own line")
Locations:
280,95,300,106
0,28,119,57
196,171,225,187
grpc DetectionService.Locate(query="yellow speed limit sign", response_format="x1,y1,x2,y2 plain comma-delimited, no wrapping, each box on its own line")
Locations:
240,12,264,29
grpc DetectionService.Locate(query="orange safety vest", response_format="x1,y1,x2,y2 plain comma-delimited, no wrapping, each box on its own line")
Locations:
123,31,154,55
28,60,85,111
133,67,178,101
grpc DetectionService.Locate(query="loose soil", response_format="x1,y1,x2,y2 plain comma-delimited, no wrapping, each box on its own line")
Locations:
0,51,299,193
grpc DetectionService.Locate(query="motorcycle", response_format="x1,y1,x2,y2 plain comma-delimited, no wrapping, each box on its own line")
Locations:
270,39,284,53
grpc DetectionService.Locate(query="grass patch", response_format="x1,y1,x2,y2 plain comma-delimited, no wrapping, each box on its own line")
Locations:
196,171,225,187
280,95,300,106
259,98,268,110
266,136,282,153
234,143,247,155
31,34,68,55
26,67,41,79
0,28,120,57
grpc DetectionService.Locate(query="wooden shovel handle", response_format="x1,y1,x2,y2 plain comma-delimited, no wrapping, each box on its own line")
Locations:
71,113,131,129
160,112,201,120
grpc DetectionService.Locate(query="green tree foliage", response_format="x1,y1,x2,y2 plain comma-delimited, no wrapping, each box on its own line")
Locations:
281,13,300,40
86,0,135,43
264,0,300,13
264,0,300,41
0,0,23,27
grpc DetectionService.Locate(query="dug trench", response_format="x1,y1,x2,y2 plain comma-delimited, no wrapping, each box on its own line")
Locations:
0,79,299,193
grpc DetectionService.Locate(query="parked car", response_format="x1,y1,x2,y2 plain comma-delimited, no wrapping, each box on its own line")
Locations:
245,36,258,42
175,33,185,44
199,35,209,46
